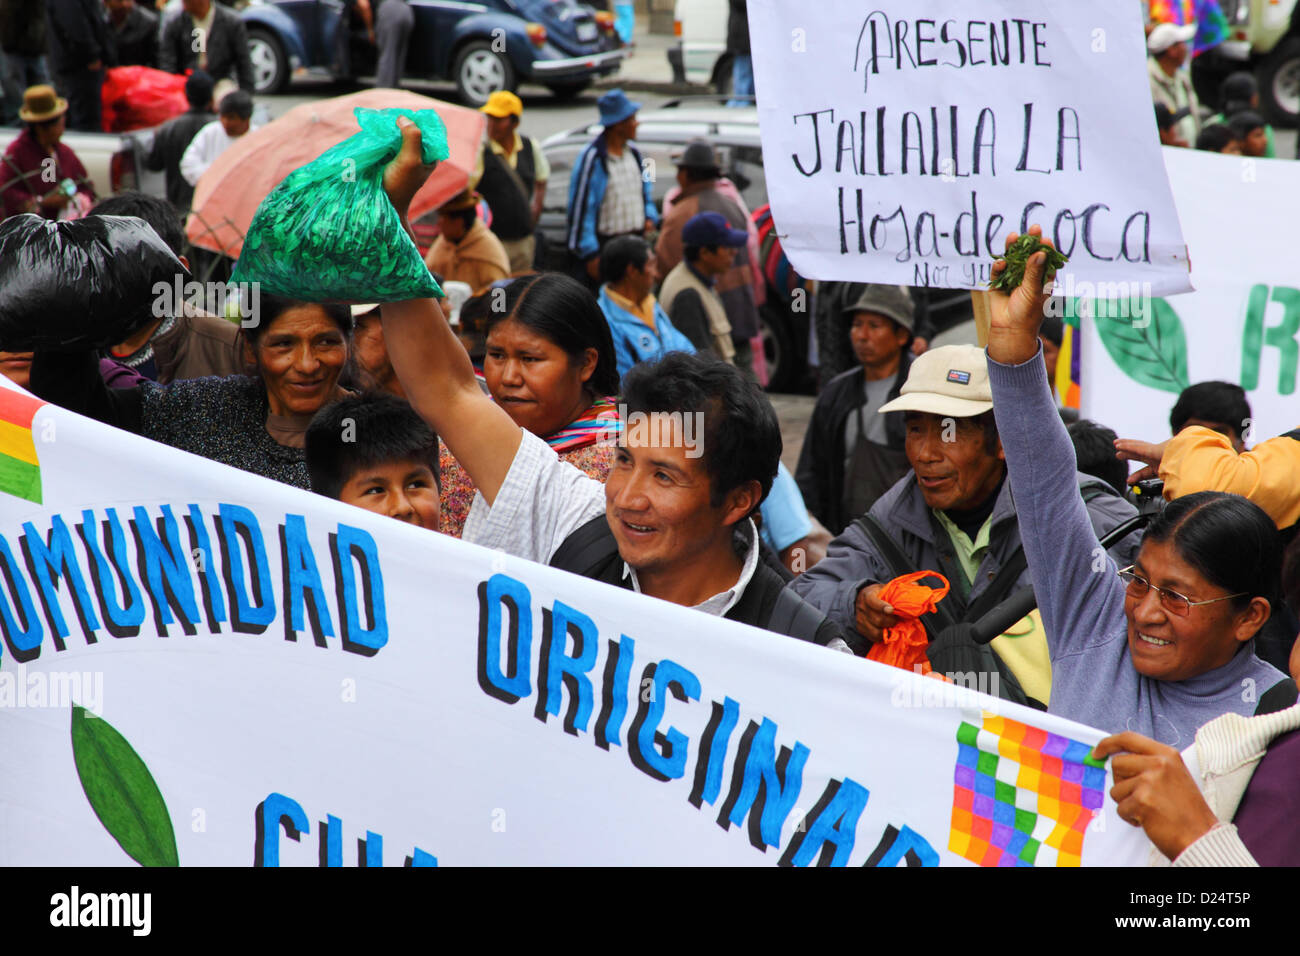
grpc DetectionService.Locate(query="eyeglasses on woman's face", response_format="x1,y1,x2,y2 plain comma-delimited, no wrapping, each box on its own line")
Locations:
1117,566,1247,617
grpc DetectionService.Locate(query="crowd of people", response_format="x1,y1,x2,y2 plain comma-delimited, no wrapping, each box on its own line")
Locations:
1147,18,1283,158
0,0,254,133
0,2,1297,868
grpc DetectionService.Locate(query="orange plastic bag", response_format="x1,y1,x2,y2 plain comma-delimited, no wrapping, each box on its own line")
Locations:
866,570,950,676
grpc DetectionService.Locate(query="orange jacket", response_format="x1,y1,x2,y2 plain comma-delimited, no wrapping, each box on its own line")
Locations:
1160,426,1300,529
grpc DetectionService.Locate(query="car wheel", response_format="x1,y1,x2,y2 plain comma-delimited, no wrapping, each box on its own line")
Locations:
759,302,795,392
546,80,592,100
453,40,516,107
247,27,289,95
712,53,733,97
1259,36,1300,129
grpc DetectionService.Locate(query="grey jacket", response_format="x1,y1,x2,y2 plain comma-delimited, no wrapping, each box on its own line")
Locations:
788,466,1143,634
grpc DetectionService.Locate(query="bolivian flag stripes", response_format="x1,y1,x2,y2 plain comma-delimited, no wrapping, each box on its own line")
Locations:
0,389,45,504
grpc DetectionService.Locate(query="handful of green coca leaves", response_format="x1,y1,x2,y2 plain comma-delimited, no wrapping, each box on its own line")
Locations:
987,234,1068,293
231,107,450,303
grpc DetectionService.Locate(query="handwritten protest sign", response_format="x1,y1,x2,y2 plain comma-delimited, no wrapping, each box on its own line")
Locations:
1082,147,1300,447
749,0,1192,295
0,385,1152,866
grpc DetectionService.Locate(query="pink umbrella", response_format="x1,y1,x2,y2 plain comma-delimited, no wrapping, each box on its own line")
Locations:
185,89,484,259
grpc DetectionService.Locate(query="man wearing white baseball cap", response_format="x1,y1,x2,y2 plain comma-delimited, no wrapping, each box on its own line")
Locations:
790,345,1142,709
1148,22,1201,146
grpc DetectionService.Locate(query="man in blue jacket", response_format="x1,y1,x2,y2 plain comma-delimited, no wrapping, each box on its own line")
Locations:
597,235,695,381
566,88,658,287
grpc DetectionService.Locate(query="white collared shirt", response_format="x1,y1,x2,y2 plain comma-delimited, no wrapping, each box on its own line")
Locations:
621,518,759,616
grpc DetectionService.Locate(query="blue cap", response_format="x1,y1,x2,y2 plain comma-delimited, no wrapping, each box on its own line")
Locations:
682,211,748,249
598,88,640,127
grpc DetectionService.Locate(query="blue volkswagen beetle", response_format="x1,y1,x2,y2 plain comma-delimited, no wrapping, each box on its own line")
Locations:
231,0,626,105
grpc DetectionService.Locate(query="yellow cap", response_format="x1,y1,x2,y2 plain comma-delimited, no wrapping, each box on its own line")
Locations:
479,90,523,119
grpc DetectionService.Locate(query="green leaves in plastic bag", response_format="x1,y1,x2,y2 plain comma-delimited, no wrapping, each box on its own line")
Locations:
231,107,450,303
71,705,179,866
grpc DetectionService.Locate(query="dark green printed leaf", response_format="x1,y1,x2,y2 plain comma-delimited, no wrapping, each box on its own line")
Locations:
1093,298,1190,395
70,705,178,867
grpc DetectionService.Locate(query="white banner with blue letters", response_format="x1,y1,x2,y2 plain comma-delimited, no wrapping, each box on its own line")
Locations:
0,384,1150,866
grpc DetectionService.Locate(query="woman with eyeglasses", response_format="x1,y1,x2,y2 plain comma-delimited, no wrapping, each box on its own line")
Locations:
980,227,1294,750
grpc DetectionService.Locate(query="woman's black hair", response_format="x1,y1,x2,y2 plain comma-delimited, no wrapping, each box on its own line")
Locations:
483,273,620,396
1142,491,1281,611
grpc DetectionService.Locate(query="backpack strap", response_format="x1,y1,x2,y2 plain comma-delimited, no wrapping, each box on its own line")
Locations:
548,514,622,582
762,587,829,644
1256,678,1300,716
852,513,913,578
963,546,1028,624
852,513,959,639
1081,484,1109,505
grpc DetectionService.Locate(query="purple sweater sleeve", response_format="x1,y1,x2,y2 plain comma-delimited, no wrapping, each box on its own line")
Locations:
99,358,150,388
1233,729,1300,866
985,346,1128,660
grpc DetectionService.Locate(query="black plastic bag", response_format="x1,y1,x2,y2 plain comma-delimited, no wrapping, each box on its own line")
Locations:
0,213,188,350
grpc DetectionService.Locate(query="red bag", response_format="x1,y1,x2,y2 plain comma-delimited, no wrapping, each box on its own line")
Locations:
866,571,951,676
101,67,190,134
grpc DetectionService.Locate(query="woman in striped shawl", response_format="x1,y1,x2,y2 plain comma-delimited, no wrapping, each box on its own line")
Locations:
440,273,622,536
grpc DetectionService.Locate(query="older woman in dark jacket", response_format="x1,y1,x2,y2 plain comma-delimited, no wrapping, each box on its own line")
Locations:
31,294,353,488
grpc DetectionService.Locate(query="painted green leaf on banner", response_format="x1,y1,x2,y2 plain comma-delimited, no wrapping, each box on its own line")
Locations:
70,705,178,867
1092,298,1190,395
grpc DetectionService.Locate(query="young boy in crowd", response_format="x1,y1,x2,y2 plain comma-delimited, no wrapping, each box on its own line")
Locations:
180,89,256,187
1154,103,1190,148
1211,73,1276,157
1228,111,1270,159
1067,419,1130,498
305,393,442,531
1194,124,1241,154
1170,380,1251,452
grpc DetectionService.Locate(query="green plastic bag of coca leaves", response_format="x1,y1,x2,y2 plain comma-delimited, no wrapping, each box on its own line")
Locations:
230,107,449,302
